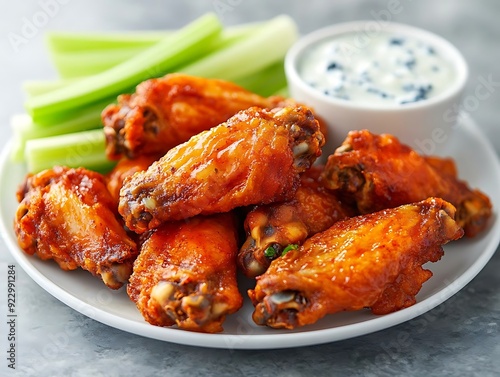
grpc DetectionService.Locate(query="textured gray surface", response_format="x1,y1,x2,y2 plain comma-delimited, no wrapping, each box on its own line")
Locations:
1,1,499,376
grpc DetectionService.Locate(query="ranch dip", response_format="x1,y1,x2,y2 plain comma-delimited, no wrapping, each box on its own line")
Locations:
298,32,456,106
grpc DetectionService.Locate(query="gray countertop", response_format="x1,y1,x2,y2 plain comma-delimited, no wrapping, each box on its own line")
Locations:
1,1,499,376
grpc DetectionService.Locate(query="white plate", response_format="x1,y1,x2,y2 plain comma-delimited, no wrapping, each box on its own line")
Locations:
1,115,499,349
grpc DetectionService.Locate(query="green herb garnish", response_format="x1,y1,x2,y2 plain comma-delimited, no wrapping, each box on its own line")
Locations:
264,246,277,258
281,244,298,256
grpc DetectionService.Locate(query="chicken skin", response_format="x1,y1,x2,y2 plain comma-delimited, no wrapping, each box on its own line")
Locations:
119,105,325,233
102,73,292,160
238,165,356,278
127,213,242,333
249,198,464,329
321,130,492,237
14,166,138,289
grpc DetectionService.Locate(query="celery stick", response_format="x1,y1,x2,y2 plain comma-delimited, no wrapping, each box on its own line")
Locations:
25,129,115,174
11,97,114,162
51,47,147,78
47,23,262,80
10,136,25,163
45,31,168,52
23,79,77,97
28,21,262,97
10,99,108,161
11,114,39,162
10,136,24,163
31,96,114,127
272,86,290,97
233,61,287,97
45,22,260,54
26,13,223,122
180,15,298,82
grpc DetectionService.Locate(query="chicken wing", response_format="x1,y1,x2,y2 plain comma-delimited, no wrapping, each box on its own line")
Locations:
102,73,286,160
321,130,492,237
14,166,138,289
119,105,325,233
249,198,464,329
238,165,356,277
127,213,242,333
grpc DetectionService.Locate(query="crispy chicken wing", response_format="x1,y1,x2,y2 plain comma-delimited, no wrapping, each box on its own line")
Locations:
238,165,356,277
14,166,138,289
127,213,242,333
119,105,325,233
249,198,464,329
321,130,492,237
102,73,289,160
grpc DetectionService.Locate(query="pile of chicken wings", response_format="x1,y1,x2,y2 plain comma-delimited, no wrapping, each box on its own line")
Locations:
14,74,492,332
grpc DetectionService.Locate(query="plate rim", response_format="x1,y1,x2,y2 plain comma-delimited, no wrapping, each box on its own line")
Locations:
1,115,499,349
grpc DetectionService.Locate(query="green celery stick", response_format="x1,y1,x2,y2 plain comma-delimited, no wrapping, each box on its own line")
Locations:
272,86,290,97
51,47,148,78
45,31,168,52
46,22,262,80
26,13,223,122
45,22,260,53
11,114,42,162
180,15,298,82
28,96,115,127
233,61,287,97
25,129,115,174
10,98,109,161
25,21,263,98
23,79,78,98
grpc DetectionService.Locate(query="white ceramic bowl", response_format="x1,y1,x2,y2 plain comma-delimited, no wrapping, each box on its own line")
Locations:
285,21,469,156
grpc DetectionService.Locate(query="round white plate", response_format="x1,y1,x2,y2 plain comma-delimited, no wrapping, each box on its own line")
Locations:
1,115,499,349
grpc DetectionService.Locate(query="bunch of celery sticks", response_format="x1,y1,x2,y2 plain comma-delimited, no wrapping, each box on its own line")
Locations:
12,13,298,173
